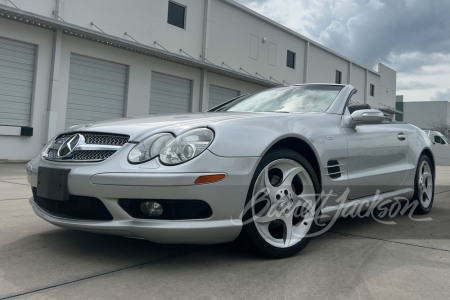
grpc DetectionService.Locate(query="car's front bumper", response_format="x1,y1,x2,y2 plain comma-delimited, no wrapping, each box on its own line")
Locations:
29,198,242,244
27,146,260,244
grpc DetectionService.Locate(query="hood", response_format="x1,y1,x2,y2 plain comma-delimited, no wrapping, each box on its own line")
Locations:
64,112,325,141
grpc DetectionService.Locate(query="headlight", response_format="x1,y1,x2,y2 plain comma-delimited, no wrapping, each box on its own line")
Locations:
41,137,57,156
128,133,174,164
160,128,214,165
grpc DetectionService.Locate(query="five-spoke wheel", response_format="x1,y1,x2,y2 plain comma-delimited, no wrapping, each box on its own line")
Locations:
242,149,320,258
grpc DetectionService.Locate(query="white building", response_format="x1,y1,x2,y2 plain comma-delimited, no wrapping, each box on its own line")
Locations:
0,0,397,160
402,100,450,130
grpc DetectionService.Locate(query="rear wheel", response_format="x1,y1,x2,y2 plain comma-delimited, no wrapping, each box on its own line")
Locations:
412,155,434,215
241,149,320,258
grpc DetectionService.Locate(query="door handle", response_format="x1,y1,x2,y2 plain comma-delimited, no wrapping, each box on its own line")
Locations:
397,132,406,141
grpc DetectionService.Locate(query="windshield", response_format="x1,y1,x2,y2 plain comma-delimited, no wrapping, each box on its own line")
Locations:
211,85,344,113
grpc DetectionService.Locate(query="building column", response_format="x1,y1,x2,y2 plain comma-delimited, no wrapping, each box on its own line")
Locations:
45,28,62,142
303,41,309,83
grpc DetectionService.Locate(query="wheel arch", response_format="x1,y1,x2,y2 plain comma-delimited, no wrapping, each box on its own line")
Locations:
420,148,435,174
264,137,322,187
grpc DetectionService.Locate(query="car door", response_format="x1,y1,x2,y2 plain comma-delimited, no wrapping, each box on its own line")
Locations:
344,120,410,200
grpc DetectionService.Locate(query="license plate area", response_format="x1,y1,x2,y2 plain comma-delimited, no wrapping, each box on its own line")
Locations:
37,167,70,201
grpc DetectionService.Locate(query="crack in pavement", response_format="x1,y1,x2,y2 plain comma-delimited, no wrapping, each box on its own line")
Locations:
329,231,450,253
434,189,450,195
0,181,29,187
0,248,199,300
0,198,28,202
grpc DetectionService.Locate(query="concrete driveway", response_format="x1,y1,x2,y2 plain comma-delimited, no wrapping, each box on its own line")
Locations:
1,163,449,299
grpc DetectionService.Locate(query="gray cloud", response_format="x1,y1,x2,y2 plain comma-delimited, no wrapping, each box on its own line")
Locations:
431,89,450,101
397,81,437,90
236,0,450,72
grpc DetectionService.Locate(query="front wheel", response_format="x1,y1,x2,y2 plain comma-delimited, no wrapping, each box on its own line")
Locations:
412,155,435,215
241,149,320,258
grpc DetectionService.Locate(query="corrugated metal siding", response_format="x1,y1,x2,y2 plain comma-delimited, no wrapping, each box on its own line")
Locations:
208,85,239,109
66,54,127,128
150,72,191,114
0,37,36,127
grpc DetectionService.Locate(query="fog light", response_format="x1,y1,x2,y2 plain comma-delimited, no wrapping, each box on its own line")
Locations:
140,201,163,217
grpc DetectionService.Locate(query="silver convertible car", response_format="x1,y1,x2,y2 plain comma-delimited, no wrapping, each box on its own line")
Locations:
26,84,435,258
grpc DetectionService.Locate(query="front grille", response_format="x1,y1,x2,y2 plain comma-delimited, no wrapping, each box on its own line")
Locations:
32,188,113,221
44,132,129,162
72,150,116,161
83,134,129,146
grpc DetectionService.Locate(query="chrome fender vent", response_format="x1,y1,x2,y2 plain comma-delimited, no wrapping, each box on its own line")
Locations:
326,160,343,179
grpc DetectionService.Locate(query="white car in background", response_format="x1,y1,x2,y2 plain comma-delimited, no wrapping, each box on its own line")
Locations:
426,130,450,166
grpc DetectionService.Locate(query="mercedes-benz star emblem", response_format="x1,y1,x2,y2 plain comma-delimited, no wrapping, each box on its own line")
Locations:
57,134,84,158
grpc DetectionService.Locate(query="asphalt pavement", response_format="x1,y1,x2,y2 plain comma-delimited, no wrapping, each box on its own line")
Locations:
0,163,449,299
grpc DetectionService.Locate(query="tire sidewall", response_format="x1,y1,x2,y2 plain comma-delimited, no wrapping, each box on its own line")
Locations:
412,155,435,215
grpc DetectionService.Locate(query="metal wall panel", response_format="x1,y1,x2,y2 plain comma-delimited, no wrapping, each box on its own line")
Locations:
208,85,239,109
0,37,36,127
66,54,127,128
150,72,192,114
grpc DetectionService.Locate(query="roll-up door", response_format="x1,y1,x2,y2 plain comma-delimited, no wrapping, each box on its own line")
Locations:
208,85,239,109
0,37,36,127
66,54,127,128
150,72,191,114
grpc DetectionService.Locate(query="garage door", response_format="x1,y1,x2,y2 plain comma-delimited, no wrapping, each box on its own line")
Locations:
0,37,36,127
208,85,239,109
150,72,191,114
66,54,127,128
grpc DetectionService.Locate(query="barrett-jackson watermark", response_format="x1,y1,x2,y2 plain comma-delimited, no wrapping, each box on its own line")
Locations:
235,187,433,238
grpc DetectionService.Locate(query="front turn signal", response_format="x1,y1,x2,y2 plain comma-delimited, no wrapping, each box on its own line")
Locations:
194,174,227,184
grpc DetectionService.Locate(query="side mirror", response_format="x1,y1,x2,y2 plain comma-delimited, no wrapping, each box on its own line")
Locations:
344,109,385,128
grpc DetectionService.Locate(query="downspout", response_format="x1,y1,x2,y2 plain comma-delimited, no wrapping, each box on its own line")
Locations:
199,0,211,112
347,61,352,84
303,41,309,83
364,69,368,104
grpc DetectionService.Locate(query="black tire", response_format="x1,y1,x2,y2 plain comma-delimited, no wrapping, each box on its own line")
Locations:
240,148,321,258
412,155,435,215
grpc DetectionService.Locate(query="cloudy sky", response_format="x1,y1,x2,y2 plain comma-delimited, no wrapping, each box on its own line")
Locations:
235,0,450,102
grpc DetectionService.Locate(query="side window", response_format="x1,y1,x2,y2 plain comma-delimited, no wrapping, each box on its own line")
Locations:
434,136,443,144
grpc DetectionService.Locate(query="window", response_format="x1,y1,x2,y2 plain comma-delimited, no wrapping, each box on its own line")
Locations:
286,50,295,69
335,70,342,84
167,1,186,29
434,136,447,145
370,84,375,97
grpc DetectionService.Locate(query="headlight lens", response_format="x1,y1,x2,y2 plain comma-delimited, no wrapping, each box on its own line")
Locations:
128,133,174,164
160,128,214,165
40,137,57,156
